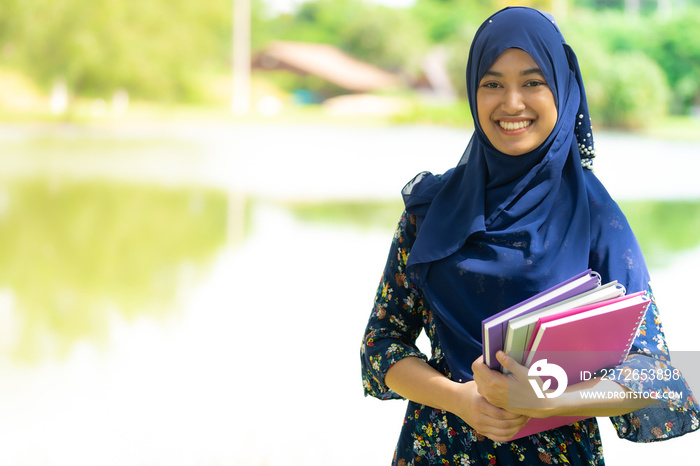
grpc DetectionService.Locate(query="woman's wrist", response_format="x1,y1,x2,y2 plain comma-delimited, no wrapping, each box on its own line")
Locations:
385,356,463,413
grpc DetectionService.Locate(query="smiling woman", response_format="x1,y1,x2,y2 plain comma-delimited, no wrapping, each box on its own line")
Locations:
360,6,699,465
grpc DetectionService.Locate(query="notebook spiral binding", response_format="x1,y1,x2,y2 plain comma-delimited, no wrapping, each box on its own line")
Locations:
619,295,649,365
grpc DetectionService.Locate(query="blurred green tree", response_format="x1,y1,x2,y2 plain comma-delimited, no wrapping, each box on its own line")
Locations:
648,11,700,114
0,0,271,103
562,10,700,117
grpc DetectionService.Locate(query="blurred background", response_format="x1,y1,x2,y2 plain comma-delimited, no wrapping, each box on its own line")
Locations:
0,0,699,464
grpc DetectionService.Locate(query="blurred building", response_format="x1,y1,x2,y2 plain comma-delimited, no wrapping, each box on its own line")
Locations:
252,41,403,96
252,40,458,115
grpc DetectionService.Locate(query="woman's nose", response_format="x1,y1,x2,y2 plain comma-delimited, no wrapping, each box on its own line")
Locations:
501,88,526,114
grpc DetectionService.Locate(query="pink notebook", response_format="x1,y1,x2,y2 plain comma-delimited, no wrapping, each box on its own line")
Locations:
525,291,631,352
510,292,649,439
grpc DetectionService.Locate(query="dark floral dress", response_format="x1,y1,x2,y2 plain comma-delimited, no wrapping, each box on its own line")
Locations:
360,212,699,465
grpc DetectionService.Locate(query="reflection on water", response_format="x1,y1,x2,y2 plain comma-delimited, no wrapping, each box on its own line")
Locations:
0,177,228,362
619,200,700,265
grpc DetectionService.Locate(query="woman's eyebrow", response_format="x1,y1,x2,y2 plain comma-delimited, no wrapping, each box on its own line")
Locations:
483,70,503,77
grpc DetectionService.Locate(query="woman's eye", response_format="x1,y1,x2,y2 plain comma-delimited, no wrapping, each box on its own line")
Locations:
525,81,546,87
481,82,500,89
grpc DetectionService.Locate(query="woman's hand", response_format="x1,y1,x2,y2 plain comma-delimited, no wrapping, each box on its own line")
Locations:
472,351,557,419
385,356,529,442
451,380,530,442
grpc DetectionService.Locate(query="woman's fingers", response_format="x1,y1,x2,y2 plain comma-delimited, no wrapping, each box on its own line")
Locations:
478,398,523,420
466,385,530,441
473,409,530,442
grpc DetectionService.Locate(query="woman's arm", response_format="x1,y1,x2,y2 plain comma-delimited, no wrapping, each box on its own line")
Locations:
471,351,657,419
385,356,530,442
553,376,658,417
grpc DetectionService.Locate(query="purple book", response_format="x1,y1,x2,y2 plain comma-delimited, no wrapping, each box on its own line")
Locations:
481,269,600,370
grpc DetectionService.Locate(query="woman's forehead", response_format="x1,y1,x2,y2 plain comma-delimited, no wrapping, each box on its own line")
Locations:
484,48,540,73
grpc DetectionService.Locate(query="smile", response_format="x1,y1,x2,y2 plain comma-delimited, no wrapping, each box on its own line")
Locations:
499,120,533,131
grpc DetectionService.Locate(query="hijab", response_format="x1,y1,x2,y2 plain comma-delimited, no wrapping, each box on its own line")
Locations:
402,7,649,382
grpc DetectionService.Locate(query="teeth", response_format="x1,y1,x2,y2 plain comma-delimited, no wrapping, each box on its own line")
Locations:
499,120,532,130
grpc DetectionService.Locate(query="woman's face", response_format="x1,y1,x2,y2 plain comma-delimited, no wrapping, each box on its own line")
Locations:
476,48,557,156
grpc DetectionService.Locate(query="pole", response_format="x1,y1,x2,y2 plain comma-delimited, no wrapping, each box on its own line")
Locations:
232,0,251,116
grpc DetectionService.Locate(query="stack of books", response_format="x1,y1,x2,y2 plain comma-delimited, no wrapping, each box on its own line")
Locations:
481,269,650,438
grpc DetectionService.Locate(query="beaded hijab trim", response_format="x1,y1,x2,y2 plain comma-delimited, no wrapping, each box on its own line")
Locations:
575,113,596,170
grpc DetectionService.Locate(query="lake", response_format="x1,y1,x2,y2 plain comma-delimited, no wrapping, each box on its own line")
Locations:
0,122,698,465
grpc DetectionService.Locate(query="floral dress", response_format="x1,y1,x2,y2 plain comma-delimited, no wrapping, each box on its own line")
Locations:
360,211,699,465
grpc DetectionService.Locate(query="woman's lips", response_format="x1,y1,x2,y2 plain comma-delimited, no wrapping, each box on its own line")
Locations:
498,120,533,131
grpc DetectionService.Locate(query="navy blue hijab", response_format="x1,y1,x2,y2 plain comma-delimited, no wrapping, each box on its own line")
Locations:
402,7,649,382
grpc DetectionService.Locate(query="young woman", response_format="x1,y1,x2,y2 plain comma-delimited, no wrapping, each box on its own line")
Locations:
360,7,698,465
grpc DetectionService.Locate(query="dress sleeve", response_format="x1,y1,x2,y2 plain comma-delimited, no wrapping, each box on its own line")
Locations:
360,211,429,400
608,285,700,442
